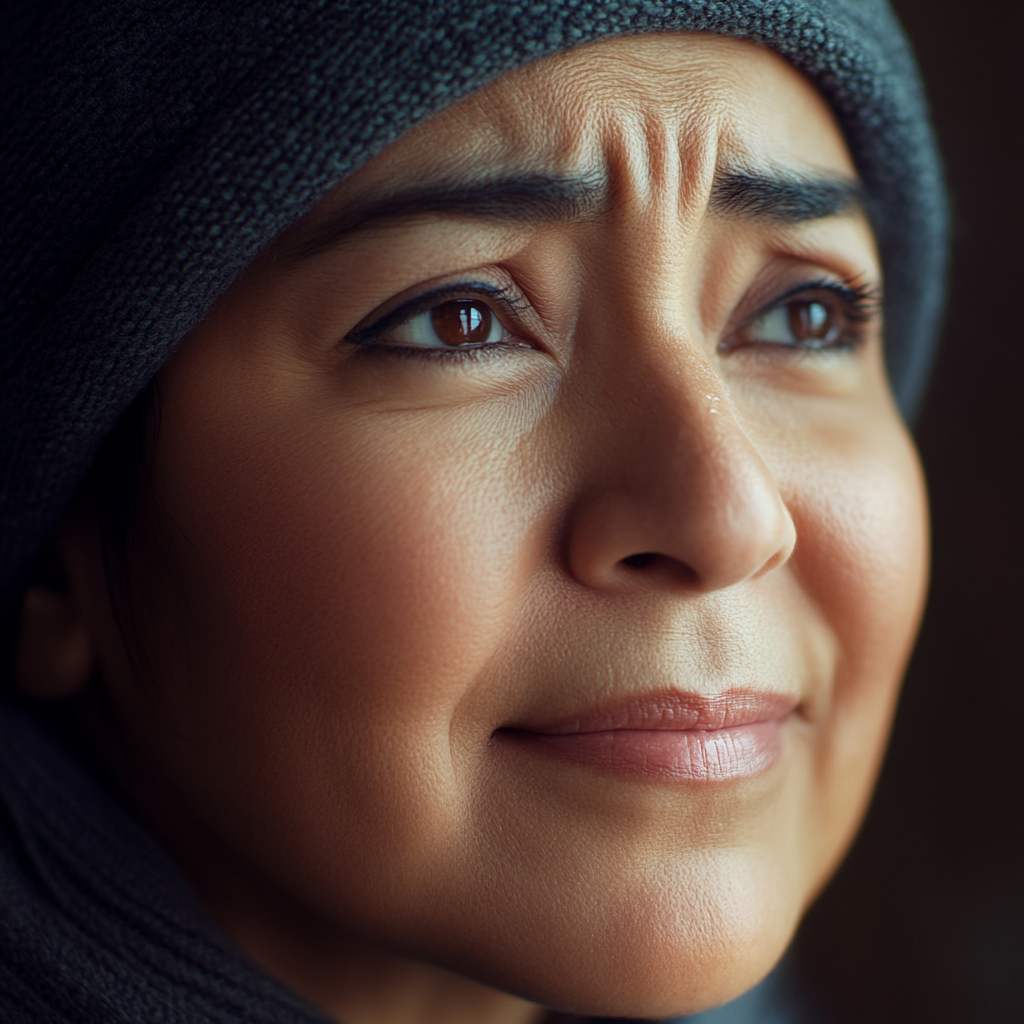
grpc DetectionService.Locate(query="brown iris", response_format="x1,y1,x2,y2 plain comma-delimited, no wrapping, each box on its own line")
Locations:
429,300,494,347
787,298,840,345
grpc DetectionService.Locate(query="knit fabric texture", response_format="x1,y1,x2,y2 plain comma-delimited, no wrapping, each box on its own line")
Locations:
0,0,947,610
0,701,335,1023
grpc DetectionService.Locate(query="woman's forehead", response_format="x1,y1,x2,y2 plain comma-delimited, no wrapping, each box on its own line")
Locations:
339,32,856,203
292,32,863,264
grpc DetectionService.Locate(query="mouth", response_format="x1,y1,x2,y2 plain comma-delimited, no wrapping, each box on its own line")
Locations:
494,691,798,783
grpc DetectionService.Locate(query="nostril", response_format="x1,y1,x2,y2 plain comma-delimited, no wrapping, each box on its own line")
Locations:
618,552,700,588
621,552,658,569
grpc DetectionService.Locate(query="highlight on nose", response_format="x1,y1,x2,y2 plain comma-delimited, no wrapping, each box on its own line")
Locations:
565,427,797,595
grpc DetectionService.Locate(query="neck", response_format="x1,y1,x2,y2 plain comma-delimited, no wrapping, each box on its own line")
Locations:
195,862,551,1024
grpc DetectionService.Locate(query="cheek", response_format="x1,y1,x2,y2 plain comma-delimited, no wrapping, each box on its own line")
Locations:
226,426,526,707
794,449,928,673
133,376,552,884
784,421,928,876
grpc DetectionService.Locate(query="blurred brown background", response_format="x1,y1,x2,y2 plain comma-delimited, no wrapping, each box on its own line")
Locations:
795,1,1024,1021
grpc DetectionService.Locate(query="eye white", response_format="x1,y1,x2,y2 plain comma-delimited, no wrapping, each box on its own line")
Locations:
746,305,797,344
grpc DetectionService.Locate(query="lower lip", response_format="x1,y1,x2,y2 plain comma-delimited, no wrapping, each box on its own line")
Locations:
500,722,784,782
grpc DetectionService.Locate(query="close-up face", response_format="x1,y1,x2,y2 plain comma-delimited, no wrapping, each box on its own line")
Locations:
48,32,928,1020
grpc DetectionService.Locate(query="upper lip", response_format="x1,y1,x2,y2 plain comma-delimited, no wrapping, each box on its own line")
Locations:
505,690,799,735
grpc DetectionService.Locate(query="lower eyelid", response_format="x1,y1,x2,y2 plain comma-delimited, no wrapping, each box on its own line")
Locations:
352,340,530,367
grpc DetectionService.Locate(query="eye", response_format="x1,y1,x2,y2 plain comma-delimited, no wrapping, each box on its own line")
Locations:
348,288,521,352
387,299,510,348
747,297,844,347
725,281,878,355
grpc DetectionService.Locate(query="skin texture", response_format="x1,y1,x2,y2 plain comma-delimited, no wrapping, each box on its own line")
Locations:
17,33,929,1024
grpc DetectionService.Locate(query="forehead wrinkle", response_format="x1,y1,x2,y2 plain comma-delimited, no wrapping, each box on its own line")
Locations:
569,117,728,366
281,40,857,265
590,93,725,236
466,62,608,178
493,38,735,223
565,98,731,344
676,104,726,225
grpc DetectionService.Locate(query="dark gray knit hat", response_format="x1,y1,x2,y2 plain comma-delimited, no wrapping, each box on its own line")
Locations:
0,0,947,608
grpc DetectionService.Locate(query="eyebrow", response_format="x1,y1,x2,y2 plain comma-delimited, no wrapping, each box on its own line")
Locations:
289,166,866,259
291,172,607,258
709,169,867,222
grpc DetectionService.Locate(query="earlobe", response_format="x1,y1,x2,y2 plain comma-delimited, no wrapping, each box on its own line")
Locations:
15,584,97,701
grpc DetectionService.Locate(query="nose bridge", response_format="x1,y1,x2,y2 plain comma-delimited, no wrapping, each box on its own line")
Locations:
592,327,762,507
572,239,739,472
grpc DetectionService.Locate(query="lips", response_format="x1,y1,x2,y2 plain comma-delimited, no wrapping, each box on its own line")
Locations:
496,691,798,782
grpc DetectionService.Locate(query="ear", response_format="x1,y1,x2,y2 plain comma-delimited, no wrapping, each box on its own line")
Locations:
15,580,97,702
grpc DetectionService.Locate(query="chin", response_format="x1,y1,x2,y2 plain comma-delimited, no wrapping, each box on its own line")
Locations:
479,929,793,1019
416,857,803,1020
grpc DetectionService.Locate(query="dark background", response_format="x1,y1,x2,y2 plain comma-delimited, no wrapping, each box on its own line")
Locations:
795,1,1024,1021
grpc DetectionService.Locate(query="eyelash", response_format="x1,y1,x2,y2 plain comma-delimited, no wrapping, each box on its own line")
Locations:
344,276,880,361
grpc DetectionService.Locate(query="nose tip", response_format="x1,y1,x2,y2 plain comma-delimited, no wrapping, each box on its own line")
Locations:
672,451,797,591
565,408,797,596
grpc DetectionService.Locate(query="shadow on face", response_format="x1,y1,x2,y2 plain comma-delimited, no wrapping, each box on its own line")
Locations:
17,32,928,1024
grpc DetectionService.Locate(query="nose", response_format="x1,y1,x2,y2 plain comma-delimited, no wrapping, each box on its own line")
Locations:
564,349,796,595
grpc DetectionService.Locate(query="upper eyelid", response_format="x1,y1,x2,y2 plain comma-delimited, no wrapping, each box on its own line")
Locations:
741,277,882,327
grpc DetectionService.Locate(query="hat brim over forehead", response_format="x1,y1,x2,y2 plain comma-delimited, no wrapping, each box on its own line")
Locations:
0,0,947,606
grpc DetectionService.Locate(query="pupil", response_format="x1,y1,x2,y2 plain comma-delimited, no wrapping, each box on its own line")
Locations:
431,300,492,346
789,299,833,341
807,302,828,332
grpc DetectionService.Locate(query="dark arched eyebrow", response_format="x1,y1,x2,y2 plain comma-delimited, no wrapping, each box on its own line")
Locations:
709,169,867,222
288,166,866,259
289,173,607,259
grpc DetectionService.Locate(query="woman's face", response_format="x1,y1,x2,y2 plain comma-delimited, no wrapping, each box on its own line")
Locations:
52,33,927,1019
